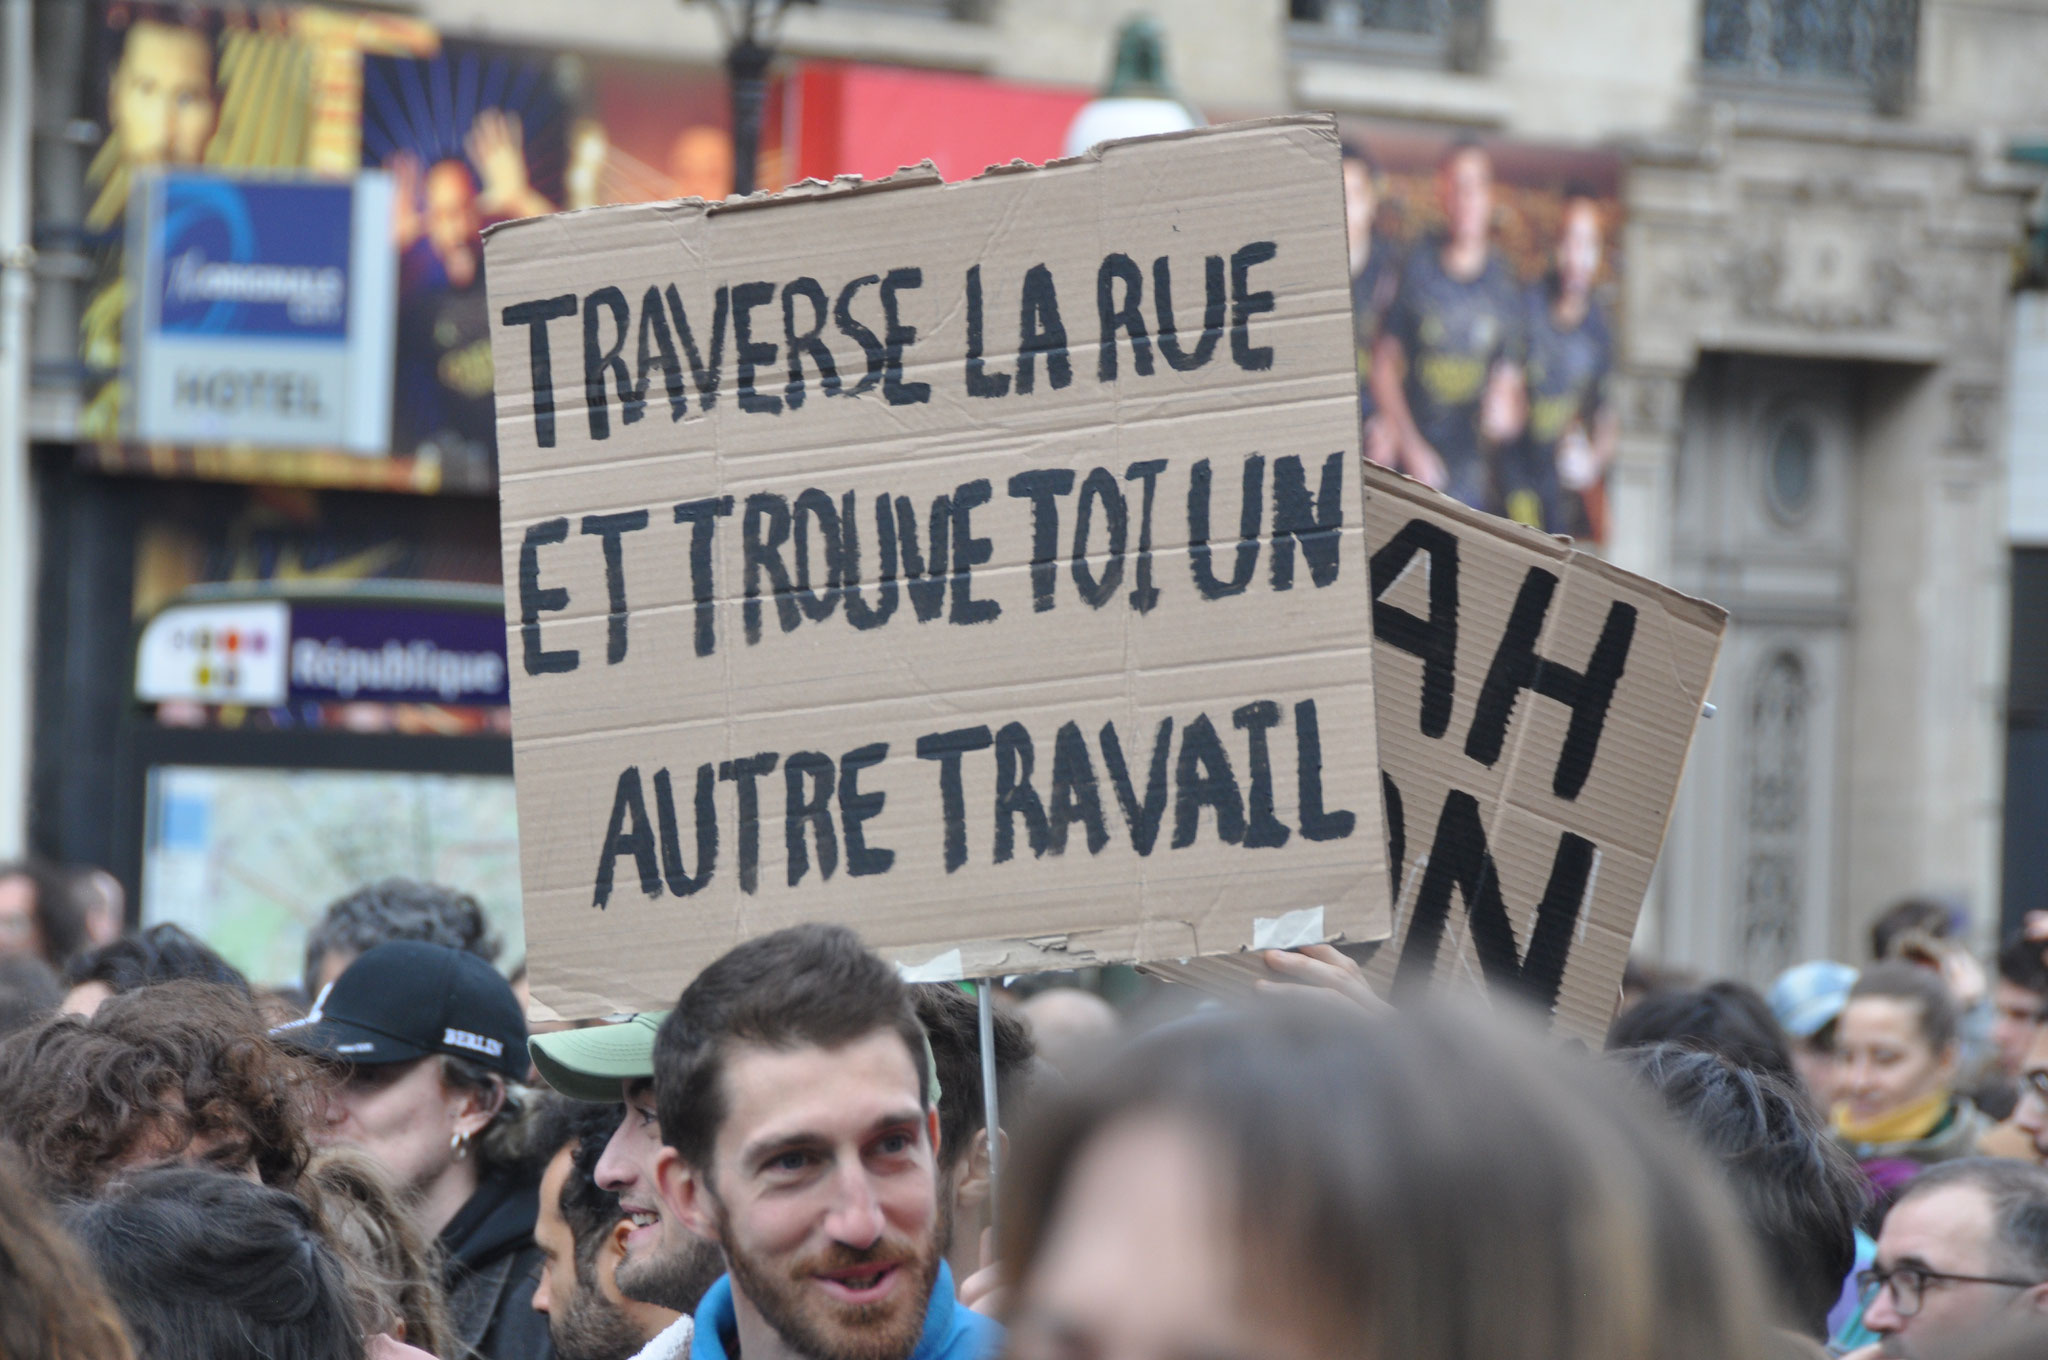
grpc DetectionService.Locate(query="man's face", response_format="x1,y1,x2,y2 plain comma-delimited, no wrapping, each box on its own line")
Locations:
0,874,42,960
682,1029,942,1360
424,162,480,285
1555,200,1602,298
1866,1185,2042,1357
594,1080,722,1311
111,22,216,167
534,1143,646,1360
2011,1026,2048,1160
1440,147,1493,249
1992,979,2043,1080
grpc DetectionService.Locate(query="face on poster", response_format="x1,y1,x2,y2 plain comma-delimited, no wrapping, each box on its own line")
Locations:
84,3,732,492
1338,121,1624,545
362,42,735,490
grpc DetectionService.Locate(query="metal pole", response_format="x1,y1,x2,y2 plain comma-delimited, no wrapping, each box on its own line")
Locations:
726,35,770,197
976,980,1001,1239
0,0,37,861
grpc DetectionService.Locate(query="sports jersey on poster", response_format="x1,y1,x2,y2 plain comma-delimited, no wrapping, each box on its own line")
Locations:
1499,284,1612,536
1381,239,1525,510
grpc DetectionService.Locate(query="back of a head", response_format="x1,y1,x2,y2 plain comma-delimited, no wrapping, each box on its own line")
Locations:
1606,980,1801,1088
1997,933,2048,999
1871,897,1954,962
64,923,250,998
65,1166,363,1360
0,953,63,1036
1893,1158,2048,1278
1617,1043,1865,1340
0,980,313,1196
1003,1000,1775,1360
303,1147,454,1358
302,878,498,996
0,1155,133,1360
1849,960,1959,1051
1017,986,1121,1077
912,983,1035,1176
653,924,928,1170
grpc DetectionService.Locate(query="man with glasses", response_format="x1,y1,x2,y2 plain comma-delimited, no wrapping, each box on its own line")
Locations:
2006,999,2048,1162
1845,1158,2048,1358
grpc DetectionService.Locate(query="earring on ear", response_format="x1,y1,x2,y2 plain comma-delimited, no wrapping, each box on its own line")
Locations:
451,1129,471,1161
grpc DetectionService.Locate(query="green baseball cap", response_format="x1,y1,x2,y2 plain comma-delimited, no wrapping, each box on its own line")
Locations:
529,1008,944,1107
528,1012,669,1103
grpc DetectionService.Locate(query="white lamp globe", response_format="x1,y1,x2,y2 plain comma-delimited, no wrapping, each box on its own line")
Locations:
1061,16,1203,158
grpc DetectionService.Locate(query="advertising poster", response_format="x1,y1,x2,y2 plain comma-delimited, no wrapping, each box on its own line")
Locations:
363,40,731,489
81,2,439,488
84,3,731,493
1337,120,1625,544
126,171,396,452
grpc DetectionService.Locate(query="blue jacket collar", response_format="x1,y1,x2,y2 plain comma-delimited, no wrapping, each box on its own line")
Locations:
691,1261,1001,1360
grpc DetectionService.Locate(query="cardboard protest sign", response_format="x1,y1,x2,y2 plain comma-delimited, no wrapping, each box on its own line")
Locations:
485,116,1390,1019
1359,460,1725,1041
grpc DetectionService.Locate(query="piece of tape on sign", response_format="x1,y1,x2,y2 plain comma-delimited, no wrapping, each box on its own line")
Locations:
1251,905,1326,951
898,949,965,983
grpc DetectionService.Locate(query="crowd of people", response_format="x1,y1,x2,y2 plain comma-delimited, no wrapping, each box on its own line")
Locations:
2,857,2048,1360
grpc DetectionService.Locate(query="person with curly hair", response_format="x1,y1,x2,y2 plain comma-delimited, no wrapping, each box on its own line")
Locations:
0,979,315,1197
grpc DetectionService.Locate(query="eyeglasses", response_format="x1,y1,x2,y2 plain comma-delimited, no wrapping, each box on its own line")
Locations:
1857,1263,2043,1317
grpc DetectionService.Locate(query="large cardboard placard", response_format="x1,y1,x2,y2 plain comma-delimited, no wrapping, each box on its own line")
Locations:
485,117,1390,1019
1360,461,1725,1041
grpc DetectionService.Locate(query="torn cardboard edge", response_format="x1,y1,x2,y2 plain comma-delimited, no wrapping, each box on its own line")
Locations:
481,113,1341,245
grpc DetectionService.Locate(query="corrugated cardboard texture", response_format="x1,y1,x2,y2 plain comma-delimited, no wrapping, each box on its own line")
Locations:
484,117,1390,1019
1359,461,1726,1042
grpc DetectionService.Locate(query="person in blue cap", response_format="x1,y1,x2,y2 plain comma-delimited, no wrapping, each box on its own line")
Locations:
646,923,1000,1360
1770,959,1858,1113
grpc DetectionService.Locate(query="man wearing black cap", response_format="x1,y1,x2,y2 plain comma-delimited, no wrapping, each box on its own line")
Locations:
280,939,554,1360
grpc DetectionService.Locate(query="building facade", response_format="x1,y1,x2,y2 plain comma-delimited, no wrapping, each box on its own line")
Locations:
18,0,2045,977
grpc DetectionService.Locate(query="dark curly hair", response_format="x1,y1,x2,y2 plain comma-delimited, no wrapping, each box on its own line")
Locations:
303,879,500,998
0,980,316,1198
64,923,250,998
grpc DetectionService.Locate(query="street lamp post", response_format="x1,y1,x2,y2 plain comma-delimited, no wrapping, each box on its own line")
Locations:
1062,15,1202,159
688,0,813,196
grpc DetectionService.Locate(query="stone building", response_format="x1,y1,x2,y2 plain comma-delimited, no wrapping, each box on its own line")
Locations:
18,0,2043,977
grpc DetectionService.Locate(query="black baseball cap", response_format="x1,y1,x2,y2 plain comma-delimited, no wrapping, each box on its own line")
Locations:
274,940,527,1082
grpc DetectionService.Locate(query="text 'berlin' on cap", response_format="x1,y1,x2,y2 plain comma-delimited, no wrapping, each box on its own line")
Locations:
274,939,528,1082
